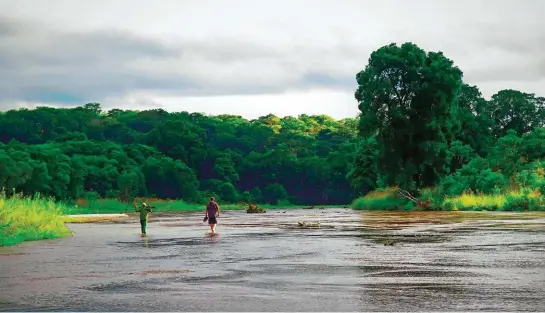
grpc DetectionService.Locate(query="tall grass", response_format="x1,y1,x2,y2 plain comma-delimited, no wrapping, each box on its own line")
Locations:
351,186,545,211
0,193,72,247
442,189,545,211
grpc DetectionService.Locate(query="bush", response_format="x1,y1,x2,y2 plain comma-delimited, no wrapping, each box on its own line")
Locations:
516,160,545,194
503,189,544,211
440,157,510,196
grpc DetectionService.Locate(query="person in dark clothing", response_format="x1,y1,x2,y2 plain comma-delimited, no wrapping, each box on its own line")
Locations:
204,197,220,234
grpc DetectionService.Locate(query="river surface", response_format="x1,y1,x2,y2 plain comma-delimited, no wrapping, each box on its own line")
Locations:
1,209,545,312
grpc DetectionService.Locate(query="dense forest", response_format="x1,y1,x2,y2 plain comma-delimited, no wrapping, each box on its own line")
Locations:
0,105,360,205
1,42,544,207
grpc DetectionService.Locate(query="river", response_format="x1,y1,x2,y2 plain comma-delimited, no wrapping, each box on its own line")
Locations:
1,209,544,311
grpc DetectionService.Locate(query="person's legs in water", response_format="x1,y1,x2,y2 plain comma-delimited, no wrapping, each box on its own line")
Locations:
140,219,147,235
208,217,217,234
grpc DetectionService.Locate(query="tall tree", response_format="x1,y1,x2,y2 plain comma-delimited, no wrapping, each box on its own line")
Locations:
355,42,463,191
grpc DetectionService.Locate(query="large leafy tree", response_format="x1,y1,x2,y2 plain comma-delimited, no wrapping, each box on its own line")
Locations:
355,42,463,191
487,89,545,138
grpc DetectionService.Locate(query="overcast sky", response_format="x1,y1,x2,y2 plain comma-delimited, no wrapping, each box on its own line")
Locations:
0,0,543,119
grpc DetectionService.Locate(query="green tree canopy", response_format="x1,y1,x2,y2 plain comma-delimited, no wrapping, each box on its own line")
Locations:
355,42,463,191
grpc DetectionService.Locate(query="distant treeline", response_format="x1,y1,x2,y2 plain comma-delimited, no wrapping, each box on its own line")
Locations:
0,105,360,205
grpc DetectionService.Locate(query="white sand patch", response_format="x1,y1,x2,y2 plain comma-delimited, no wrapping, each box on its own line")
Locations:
65,214,129,218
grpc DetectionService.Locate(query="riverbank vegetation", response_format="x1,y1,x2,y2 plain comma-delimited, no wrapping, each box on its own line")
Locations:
352,187,545,212
0,193,72,246
350,42,545,211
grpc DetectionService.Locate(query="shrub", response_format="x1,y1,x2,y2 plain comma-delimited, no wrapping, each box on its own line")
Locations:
503,189,544,211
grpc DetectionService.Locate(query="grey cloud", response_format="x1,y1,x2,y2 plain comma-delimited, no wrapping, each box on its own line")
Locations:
448,21,545,85
1,4,545,108
0,19,201,103
479,24,545,55
0,15,358,104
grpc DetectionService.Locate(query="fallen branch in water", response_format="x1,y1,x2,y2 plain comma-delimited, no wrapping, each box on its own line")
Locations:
396,188,431,209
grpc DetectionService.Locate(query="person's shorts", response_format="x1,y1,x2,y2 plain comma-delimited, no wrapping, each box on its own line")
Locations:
208,217,217,225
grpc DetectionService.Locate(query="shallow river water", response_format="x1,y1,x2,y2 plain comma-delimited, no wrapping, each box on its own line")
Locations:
1,209,545,311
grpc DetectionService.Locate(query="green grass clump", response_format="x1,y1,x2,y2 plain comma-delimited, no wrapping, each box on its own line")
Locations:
352,186,545,212
351,187,412,210
0,194,72,247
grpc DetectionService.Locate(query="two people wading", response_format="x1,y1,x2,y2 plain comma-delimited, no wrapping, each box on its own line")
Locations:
135,198,220,236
